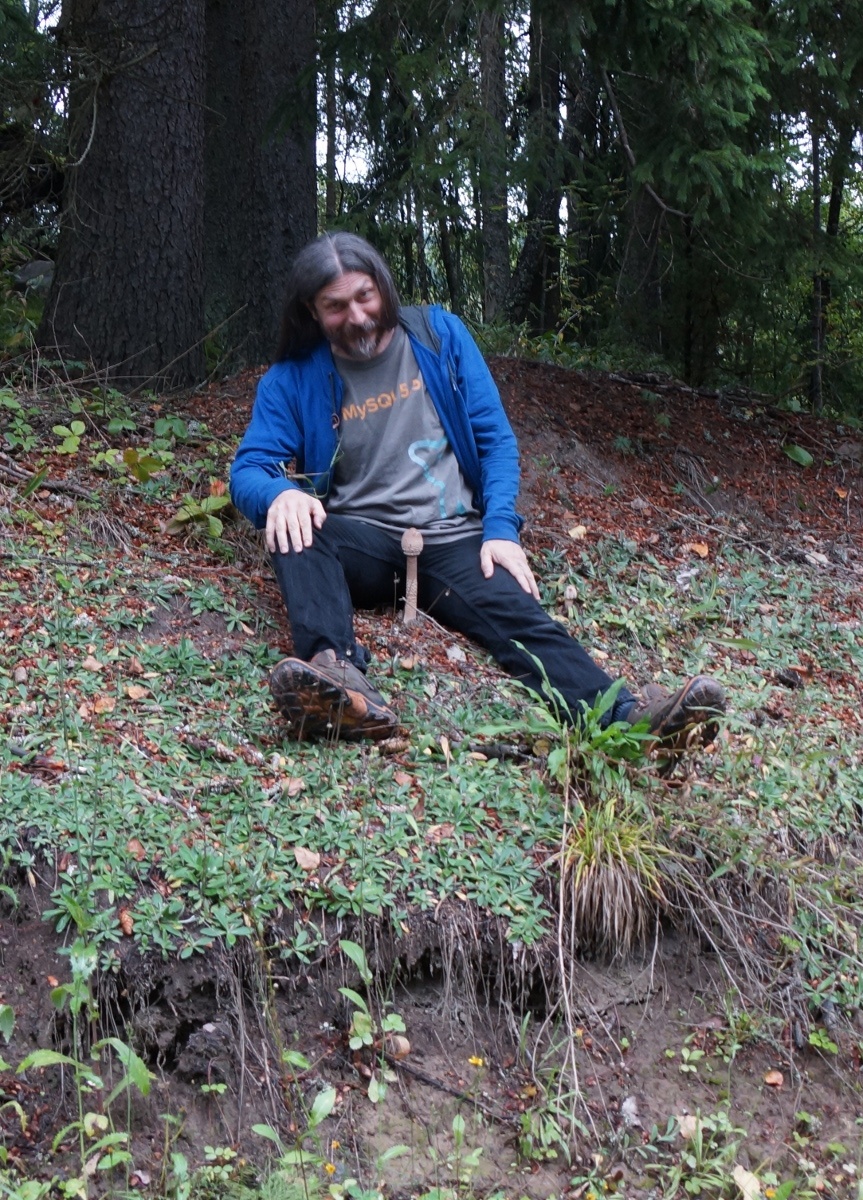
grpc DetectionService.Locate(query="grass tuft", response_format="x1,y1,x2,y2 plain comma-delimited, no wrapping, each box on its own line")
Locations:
561,797,669,959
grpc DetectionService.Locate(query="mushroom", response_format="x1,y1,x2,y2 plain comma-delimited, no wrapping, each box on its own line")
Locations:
400,527,424,625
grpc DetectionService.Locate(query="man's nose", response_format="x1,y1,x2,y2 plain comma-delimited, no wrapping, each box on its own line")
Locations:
347,300,365,323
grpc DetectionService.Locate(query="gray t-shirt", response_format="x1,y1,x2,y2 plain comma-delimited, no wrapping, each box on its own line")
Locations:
327,327,481,542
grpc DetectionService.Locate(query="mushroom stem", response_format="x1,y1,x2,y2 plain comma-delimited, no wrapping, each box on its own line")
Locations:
400,527,424,625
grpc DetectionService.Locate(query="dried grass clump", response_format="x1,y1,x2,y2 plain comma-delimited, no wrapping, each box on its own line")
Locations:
561,798,669,959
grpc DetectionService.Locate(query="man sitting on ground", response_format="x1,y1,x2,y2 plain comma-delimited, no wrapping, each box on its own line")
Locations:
230,232,725,744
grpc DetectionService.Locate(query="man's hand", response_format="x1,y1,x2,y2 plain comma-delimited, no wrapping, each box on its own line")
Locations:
480,539,540,600
266,489,326,554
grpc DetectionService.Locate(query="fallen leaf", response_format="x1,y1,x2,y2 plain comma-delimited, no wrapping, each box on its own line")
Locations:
400,656,418,670
783,443,813,467
763,1069,784,1088
294,846,320,871
569,525,587,539
83,1113,108,1137
677,1114,699,1139
683,541,710,558
125,684,150,701
283,777,305,797
127,655,145,676
733,1163,762,1200
386,1034,411,1060
835,487,848,499
424,822,455,844
445,645,466,663
127,838,146,861
77,701,93,719
93,694,116,714
439,735,451,764
81,654,104,672
21,755,67,773
393,771,413,787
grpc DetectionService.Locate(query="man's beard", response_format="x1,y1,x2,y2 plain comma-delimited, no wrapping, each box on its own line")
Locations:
331,318,385,360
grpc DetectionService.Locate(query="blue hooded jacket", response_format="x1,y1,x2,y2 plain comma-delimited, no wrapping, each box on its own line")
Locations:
230,305,523,542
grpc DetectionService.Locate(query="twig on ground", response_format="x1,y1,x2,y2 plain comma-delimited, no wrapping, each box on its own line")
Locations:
0,454,92,499
385,1055,516,1127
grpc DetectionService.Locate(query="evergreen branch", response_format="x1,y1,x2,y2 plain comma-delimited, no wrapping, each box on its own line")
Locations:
599,66,690,220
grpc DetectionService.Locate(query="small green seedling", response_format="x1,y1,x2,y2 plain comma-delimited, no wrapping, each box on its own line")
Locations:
52,420,86,454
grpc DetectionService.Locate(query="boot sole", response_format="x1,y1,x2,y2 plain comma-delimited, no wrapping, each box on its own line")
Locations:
270,658,397,742
650,676,725,743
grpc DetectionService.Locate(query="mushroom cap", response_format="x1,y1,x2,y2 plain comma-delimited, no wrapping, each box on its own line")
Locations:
401,527,424,555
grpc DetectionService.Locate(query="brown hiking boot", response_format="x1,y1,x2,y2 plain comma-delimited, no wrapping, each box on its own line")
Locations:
269,649,397,741
626,675,725,747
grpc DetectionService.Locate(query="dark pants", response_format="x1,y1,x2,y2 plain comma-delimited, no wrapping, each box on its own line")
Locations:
270,515,634,722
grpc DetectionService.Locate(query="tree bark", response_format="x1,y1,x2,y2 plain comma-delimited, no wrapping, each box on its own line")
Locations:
325,50,338,224
204,0,317,367
506,0,561,331
809,118,823,412
563,59,606,328
39,0,206,388
477,5,509,323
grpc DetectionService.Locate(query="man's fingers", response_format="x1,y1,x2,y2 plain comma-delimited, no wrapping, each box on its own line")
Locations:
266,491,326,555
512,565,537,596
480,539,539,597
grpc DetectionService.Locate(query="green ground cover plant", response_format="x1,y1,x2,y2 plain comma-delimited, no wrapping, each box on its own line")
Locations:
0,377,862,1198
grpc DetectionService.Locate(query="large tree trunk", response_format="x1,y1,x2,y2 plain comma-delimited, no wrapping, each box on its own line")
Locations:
809,118,823,412
564,58,606,331
817,116,856,404
39,0,206,388
204,0,316,367
506,0,562,331
477,5,509,323
324,50,338,224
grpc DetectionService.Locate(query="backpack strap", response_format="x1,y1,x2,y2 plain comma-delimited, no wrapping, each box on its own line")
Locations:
399,304,441,354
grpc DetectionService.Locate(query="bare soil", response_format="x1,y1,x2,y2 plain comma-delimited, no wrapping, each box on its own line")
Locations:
4,889,862,1196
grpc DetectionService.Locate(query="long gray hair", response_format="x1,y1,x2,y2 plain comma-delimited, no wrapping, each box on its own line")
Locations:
275,232,401,360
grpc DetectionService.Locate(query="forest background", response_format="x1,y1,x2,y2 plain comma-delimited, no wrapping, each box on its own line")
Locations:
2,0,863,417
